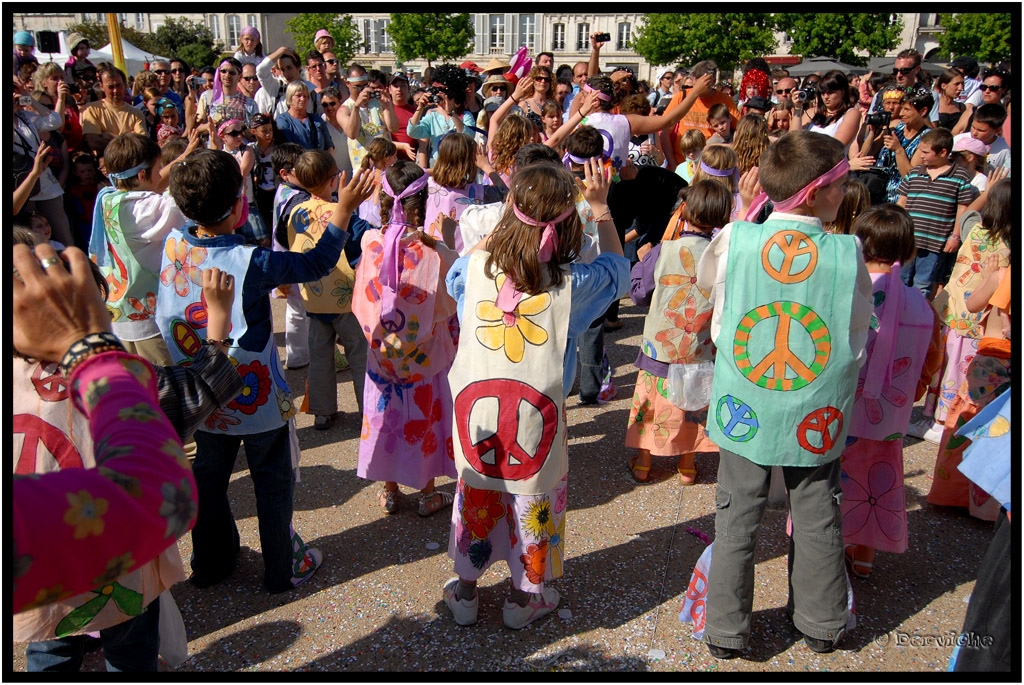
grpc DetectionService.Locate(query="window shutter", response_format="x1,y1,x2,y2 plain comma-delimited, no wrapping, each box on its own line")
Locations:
474,14,485,55
505,13,515,52
375,19,384,54
534,14,542,53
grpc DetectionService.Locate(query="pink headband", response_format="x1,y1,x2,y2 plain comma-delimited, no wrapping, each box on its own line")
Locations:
379,172,430,319
583,83,612,102
744,158,850,220
494,203,575,314
217,118,244,138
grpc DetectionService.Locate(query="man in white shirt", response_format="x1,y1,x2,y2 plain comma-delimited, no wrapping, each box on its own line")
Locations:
255,47,319,117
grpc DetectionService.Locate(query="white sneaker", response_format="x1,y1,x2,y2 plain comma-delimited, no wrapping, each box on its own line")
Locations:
906,419,933,439
502,587,560,630
920,422,945,445
443,577,478,626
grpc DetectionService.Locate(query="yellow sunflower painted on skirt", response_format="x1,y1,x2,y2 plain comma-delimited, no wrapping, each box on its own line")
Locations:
475,274,551,363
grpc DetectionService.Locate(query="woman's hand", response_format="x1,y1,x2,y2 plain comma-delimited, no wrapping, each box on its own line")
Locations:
578,89,601,117
986,165,1009,185
475,141,493,174
512,76,534,103
849,154,876,171
13,244,112,362
690,73,713,99
32,141,52,178
882,131,901,152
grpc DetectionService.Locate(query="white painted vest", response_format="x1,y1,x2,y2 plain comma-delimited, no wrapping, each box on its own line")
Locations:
641,235,715,364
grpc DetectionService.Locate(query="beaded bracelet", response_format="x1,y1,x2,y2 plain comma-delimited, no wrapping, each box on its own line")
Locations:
203,337,234,347
61,332,126,377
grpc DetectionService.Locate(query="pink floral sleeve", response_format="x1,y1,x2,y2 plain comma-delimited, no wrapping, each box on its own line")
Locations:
12,351,197,614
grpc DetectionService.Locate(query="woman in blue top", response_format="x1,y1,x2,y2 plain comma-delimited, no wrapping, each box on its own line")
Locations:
879,89,933,202
275,81,334,154
406,63,478,166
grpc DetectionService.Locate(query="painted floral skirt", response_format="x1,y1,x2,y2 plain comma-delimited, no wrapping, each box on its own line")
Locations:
923,329,978,422
625,370,717,456
447,475,567,593
840,437,908,554
357,370,457,491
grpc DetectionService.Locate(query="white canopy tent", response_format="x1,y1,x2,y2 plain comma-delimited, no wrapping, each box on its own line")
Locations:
26,34,169,77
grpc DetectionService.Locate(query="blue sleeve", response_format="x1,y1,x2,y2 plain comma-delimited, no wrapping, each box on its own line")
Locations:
445,254,471,325
345,212,371,266
406,112,432,139
250,222,350,295
568,253,631,338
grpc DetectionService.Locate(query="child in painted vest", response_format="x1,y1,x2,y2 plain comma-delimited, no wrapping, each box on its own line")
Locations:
88,132,197,367
14,230,244,670
840,205,943,580
423,132,504,251
270,143,312,370
926,178,1012,520
626,181,732,485
352,161,460,516
156,149,375,593
695,130,874,657
442,159,630,629
286,150,370,431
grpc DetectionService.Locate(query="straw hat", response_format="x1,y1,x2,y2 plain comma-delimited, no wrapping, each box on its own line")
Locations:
482,57,511,74
481,73,510,98
66,32,88,52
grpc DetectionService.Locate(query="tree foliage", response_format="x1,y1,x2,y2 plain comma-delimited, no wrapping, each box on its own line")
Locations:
774,14,902,66
937,13,1013,64
630,14,777,73
388,13,474,67
66,20,166,57
284,13,362,66
153,18,220,66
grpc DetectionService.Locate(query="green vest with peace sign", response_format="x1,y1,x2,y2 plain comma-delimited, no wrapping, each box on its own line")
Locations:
707,217,861,467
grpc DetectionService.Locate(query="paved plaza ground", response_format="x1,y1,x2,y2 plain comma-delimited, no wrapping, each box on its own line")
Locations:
12,296,996,674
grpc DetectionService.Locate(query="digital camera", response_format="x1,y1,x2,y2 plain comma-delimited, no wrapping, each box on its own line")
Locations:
864,111,892,128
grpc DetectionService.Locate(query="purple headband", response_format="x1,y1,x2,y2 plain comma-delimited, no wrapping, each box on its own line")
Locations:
211,58,236,104
379,172,430,318
561,151,592,168
744,157,850,220
561,132,613,168
240,25,260,42
699,160,739,183
494,203,575,314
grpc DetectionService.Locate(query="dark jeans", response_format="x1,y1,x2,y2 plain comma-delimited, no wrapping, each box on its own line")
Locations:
954,509,1011,671
25,598,161,672
901,248,954,297
192,425,296,592
578,313,605,403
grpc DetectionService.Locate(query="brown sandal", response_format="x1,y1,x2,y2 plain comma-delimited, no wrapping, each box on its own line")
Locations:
378,488,399,514
418,490,454,517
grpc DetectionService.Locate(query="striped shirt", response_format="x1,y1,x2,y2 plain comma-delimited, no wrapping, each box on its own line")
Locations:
898,163,974,253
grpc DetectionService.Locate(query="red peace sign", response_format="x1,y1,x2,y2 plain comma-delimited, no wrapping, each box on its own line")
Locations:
761,230,818,284
31,362,69,402
454,379,558,481
14,414,84,474
796,406,844,455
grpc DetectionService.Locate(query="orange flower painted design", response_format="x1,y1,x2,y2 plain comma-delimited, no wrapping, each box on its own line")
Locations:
655,294,712,363
160,238,207,297
461,484,505,540
520,540,549,585
658,245,709,311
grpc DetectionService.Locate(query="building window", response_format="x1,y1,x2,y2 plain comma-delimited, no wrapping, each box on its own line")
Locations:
378,18,392,53
519,14,536,52
118,13,127,25
208,15,221,42
552,23,565,51
247,14,257,28
227,15,241,48
135,13,145,31
489,15,505,54
576,23,590,52
617,22,631,50
362,18,373,53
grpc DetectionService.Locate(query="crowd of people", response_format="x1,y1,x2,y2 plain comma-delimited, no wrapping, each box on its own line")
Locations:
12,26,1011,673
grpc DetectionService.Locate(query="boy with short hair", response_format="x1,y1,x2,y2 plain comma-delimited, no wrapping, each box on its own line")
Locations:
271,143,313,369
696,130,873,658
88,132,195,366
706,103,734,145
969,103,1010,175
897,128,974,298
156,149,374,593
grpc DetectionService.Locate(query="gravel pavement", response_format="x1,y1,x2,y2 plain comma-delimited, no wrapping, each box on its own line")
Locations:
12,296,998,674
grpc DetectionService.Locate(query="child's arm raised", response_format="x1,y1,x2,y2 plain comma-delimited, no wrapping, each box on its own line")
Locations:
579,157,621,257
627,74,713,137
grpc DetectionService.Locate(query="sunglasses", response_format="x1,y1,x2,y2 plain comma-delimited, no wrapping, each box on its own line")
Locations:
978,84,1005,92
170,68,186,74
492,85,507,91
661,75,672,80
776,88,793,94
219,69,239,76
321,100,339,107
892,67,916,76
223,129,244,137
242,76,258,82
533,77,551,82
325,59,338,65
153,69,170,75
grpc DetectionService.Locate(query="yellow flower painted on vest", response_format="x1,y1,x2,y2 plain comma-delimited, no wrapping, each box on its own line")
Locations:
64,490,109,539
475,275,550,363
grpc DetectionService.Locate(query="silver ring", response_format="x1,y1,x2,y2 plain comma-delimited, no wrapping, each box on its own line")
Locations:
39,257,63,269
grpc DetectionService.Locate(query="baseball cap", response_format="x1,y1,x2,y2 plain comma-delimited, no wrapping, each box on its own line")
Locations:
251,113,273,127
389,72,409,85
950,56,979,75
483,95,504,113
952,132,990,157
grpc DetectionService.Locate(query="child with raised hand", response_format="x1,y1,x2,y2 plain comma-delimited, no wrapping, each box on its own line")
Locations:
840,204,943,579
156,149,375,594
352,161,460,516
442,158,629,629
423,132,505,250
626,181,732,485
696,129,873,658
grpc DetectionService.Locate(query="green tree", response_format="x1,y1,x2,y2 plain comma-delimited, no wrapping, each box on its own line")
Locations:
153,18,220,62
284,13,362,65
937,13,1013,63
65,20,109,50
630,14,776,73
66,19,172,59
773,14,902,66
387,13,474,67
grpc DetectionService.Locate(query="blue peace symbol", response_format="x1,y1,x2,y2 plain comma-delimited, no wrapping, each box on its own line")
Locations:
716,395,759,442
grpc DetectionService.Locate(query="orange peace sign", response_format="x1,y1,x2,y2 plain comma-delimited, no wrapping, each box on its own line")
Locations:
761,230,818,284
734,301,831,391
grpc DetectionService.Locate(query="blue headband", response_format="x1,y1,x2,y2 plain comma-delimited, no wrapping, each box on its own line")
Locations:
108,162,151,180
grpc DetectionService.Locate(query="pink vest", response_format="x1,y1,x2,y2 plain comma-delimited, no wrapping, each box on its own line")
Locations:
850,266,934,440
